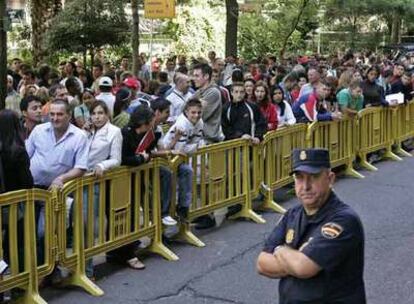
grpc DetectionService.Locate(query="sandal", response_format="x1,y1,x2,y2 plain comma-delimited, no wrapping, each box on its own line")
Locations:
127,257,145,270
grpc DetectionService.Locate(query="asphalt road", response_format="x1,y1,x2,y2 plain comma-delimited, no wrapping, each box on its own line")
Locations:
44,155,414,304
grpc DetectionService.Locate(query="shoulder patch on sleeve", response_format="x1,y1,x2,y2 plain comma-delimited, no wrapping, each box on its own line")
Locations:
321,222,343,239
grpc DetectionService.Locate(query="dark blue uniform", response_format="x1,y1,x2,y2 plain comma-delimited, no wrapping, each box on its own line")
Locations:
263,191,366,304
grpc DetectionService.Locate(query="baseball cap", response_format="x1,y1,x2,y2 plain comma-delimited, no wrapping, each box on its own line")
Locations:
123,77,140,91
99,76,113,87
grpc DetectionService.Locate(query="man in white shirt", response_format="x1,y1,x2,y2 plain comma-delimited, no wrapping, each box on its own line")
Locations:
95,76,115,116
166,73,193,124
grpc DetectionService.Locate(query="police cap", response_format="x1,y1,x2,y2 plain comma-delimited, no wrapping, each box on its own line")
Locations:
291,148,331,174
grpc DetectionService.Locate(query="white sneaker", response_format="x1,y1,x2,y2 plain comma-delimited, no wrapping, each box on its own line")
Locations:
162,216,177,226
0,259,8,275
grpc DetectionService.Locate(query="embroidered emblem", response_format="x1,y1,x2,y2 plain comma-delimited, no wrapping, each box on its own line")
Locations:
300,150,307,160
321,222,343,239
285,229,294,244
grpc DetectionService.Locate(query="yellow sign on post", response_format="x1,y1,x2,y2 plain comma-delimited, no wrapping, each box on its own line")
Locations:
144,0,176,19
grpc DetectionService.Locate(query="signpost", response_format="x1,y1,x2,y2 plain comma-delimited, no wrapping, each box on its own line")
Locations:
144,0,175,79
144,0,176,19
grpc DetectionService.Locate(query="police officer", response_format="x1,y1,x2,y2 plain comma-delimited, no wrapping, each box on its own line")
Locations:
257,148,366,304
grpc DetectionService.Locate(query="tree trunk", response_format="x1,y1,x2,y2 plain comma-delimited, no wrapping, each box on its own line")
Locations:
31,0,62,66
225,0,238,57
279,0,309,59
350,15,358,49
131,0,140,76
390,10,401,44
0,0,7,109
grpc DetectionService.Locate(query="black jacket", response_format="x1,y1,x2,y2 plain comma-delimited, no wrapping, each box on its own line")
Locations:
1,146,33,192
391,79,413,103
121,127,160,166
361,80,387,107
221,101,267,141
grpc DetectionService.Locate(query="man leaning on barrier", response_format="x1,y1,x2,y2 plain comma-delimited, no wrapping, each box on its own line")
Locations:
25,99,88,274
293,80,343,123
257,148,366,303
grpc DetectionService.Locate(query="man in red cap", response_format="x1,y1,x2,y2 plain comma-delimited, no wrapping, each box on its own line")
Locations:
123,77,153,113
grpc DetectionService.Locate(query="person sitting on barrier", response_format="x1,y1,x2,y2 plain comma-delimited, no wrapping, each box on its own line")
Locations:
162,98,205,221
292,80,343,123
222,82,267,144
361,66,387,108
19,95,43,140
150,97,196,224
337,80,364,117
254,81,278,131
83,100,123,277
270,84,296,128
26,98,88,271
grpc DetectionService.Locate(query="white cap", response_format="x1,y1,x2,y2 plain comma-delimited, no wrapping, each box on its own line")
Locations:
98,76,113,87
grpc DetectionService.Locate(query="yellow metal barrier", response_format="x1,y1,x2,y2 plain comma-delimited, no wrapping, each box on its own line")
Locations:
357,107,401,171
307,117,364,178
57,160,178,297
258,124,308,214
0,189,55,304
393,102,414,157
170,138,265,247
250,144,265,201
4,102,414,302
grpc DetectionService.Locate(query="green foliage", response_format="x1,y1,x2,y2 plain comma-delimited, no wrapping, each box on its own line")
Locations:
105,43,132,64
7,24,33,63
322,0,414,48
161,2,225,57
238,0,319,59
238,13,281,58
44,0,129,54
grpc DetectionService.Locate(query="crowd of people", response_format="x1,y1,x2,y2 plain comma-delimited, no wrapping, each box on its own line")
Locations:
1,48,414,295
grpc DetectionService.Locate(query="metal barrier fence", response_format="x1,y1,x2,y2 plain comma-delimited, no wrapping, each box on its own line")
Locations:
1,102,414,302
0,189,55,304
307,117,364,178
56,160,178,297
259,124,308,214
357,107,401,171
170,138,265,247
393,101,414,157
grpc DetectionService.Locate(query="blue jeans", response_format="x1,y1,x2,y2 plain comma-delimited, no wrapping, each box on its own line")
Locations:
160,164,193,217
